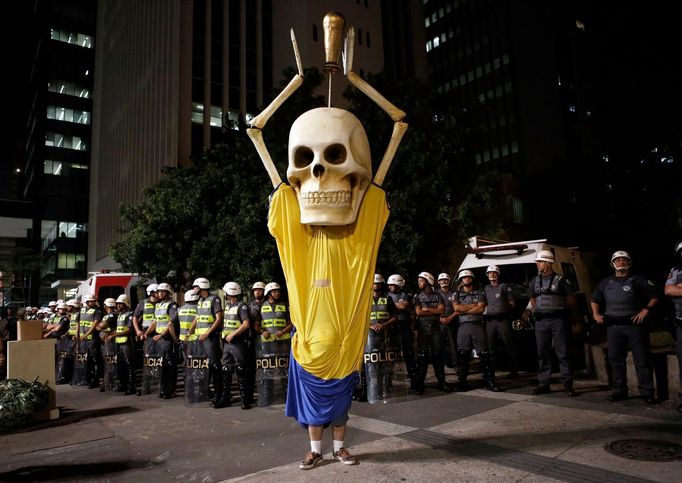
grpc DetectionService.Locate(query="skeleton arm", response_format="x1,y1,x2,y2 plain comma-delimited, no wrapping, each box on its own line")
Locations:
247,29,304,188
344,27,408,186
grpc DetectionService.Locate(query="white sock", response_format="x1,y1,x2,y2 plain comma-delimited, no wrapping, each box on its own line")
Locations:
333,440,344,452
310,440,322,455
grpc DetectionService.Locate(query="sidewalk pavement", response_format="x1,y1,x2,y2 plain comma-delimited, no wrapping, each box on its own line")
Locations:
1,372,681,482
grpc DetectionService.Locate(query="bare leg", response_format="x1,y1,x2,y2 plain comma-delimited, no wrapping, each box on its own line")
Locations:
308,424,324,441
331,424,346,441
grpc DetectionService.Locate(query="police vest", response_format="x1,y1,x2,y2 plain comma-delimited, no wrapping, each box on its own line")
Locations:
534,274,566,313
484,283,512,317
668,267,682,318
415,292,441,324
141,299,156,328
388,291,411,322
603,276,643,318
455,288,484,323
260,302,291,341
68,312,79,336
115,312,132,343
79,307,97,340
179,304,198,341
370,296,390,324
100,313,116,333
223,303,246,338
196,295,219,335
155,301,172,331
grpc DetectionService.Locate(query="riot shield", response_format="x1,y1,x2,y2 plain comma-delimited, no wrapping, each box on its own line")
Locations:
184,340,210,404
56,338,74,384
141,338,161,395
364,326,409,403
102,339,118,392
72,345,89,387
255,340,289,407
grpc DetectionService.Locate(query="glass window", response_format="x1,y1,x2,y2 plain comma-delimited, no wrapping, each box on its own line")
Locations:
511,142,519,153
512,197,524,223
50,29,94,49
425,18,430,28
210,105,222,127
191,103,204,124
501,144,509,156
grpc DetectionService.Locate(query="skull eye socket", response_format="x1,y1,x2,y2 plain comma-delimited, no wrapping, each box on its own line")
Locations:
294,146,314,168
324,144,347,165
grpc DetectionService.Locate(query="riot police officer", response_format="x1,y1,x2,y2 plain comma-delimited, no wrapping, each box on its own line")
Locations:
179,289,208,404
256,282,293,406
215,282,251,409
150,283,179,399
529,250,576,396
437,273,458,378
79,293,103,388
413,272,451,394
387,274,415,383
592,251,658,404
189,277,224,407
247,282,266,407
132,283,158,340
113,295,136,395
365,274,398,402
57,299,79,384
453,270,500,392
98,298,119,391
483,265,519,379
664,241,682,412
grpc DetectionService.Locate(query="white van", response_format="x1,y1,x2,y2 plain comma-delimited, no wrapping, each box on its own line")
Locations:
456,236,596,371
76,272,153,310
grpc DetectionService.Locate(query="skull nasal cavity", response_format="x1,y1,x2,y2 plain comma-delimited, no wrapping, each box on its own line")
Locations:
324,144,347,165
294,146,314,168
313,164,325,178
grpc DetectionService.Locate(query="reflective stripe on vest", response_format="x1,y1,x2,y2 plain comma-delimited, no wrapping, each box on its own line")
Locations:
179,305,198,341
196,295,218,335
370,296,390,324
223,304,243,337
79,307,96,340
115,312,131,343
142,300,155,328
155,301,172,331
260,303,290,341
68,312,78,335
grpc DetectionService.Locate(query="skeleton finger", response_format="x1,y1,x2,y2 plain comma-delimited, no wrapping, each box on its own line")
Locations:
347,71,406,122
247,128,283,188
291,29,303,77
249,74,303,129
373,121,408,186
343,26,355,75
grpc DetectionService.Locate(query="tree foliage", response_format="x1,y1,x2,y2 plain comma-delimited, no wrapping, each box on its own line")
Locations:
111,68,507,291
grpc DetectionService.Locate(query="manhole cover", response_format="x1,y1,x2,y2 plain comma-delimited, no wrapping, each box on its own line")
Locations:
604,439,682,462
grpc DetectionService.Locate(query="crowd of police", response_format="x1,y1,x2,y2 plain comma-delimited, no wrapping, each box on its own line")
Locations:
13,240,682,411
38,278,292,410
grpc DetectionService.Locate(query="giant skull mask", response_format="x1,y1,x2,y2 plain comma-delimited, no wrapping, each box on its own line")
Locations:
287,107,372,226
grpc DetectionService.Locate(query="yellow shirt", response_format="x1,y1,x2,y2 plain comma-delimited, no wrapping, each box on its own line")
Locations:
268,183,389,380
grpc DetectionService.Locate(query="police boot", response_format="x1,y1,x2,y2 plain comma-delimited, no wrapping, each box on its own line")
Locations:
88,357,100,389
434,363,453,392
160,358,175,399
213,369,232,408
455,349,470,392
480,350,502,392
236,365,252,409
414,351,429,395
210,364,223,406
564,380,577,397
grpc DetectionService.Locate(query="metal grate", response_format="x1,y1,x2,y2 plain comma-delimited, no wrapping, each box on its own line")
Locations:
604,439,682,462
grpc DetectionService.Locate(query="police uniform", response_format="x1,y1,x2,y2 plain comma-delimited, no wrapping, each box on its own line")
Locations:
438,288,458,372
247,297,264,407
592,274,656,399
258,300,291,406
484,282,518,376
115,310,136,394
220,300,251,408
132,297,157,391
58,308,80,384
455,287,498,390
365,292,398,401
414,290,447,394
387,290,415,382
99,309,119,391
53,313,71,384
529,273,573,390
154,299,179,398
666,265,682,408
79,304,103,388
196,294,223,404
179,300,209,404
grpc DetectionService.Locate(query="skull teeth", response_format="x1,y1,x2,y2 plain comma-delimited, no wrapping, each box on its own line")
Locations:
301,190,351,205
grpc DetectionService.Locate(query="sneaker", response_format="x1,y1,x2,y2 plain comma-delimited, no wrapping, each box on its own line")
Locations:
333,447,358,465
299,451,322,470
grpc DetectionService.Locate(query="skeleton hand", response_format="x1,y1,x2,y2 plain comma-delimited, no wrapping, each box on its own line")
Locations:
247,29,305,187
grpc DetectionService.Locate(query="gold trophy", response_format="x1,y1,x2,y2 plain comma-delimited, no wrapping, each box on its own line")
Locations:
323,12,345,74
